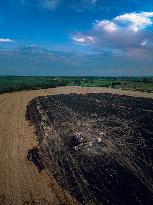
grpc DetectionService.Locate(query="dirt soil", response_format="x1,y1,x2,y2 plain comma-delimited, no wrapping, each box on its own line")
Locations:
0,86,153,205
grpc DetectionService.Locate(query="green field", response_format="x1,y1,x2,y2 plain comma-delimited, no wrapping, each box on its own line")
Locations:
0,76,153,94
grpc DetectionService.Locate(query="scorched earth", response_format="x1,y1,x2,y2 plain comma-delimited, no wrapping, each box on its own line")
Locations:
26,92,153,205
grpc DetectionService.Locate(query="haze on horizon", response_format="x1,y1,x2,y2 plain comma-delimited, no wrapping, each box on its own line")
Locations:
0,0,153,76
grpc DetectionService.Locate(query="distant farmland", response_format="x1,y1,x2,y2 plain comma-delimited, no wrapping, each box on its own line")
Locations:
0,76,153,94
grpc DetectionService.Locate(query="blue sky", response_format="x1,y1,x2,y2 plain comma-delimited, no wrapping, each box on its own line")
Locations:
0,0,153,76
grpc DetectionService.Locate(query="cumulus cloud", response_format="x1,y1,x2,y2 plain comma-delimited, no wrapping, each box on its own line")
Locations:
114,12,153,32
0,38,15,43
95,20,118,32
72,12,153,57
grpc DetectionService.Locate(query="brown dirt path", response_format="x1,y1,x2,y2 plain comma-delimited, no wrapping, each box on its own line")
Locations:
0,86,153,205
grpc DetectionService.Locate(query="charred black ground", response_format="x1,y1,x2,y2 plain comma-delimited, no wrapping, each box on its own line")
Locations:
26,93,153,205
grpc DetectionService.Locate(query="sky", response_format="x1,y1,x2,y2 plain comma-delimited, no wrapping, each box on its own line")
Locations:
0,0,153,76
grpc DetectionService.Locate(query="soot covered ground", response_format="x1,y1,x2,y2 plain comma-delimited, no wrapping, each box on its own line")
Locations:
26,93,153,205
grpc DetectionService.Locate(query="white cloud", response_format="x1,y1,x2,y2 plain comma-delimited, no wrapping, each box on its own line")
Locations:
95,20,118,32
72,11,153,57
114,12,153,32
94,12,153,33
0,38,15,43
141,39,148,46
72,35,96,43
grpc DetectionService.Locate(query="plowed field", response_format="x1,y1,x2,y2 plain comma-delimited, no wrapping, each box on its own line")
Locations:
0,86,153,205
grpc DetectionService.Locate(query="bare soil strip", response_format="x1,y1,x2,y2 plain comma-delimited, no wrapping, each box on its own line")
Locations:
0,86,153,205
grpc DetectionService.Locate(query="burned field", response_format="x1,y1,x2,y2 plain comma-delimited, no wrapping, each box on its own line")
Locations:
26,93,153,205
